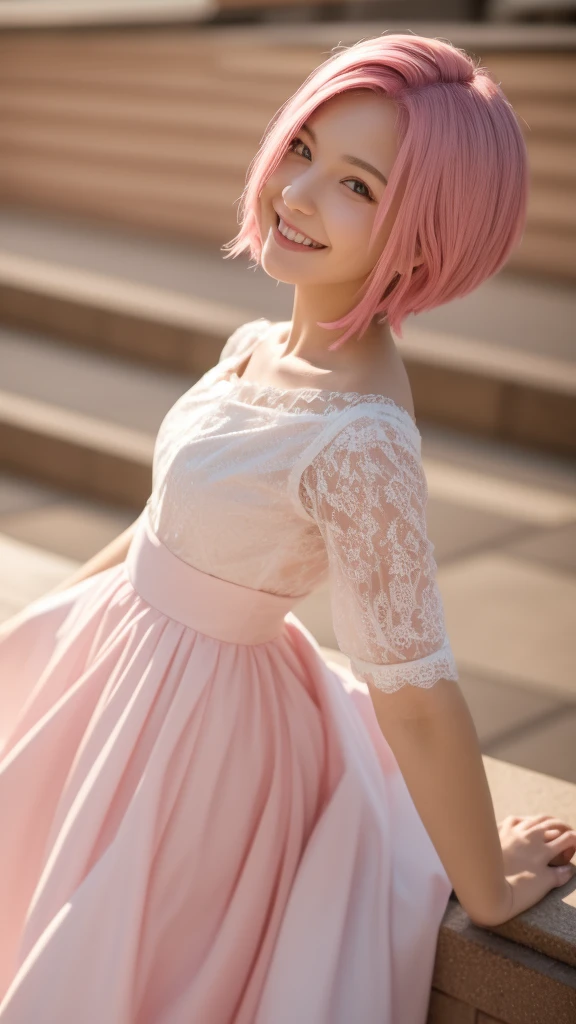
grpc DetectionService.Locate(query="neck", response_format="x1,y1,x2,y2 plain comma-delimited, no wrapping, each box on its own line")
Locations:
281,308,392,372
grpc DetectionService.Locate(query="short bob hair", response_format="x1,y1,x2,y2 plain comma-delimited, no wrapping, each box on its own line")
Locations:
222,32,529,350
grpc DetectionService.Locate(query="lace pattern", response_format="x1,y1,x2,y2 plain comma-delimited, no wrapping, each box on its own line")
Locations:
147,317,457,690
218,319,421,445
299,413,459,693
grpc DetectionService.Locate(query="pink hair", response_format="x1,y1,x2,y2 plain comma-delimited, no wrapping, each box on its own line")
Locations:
222,32,529,350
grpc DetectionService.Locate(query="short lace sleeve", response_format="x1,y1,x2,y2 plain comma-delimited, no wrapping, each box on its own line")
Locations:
218,319,267,364
299,412,459,694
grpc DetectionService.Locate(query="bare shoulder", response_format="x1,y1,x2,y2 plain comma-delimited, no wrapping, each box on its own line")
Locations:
355,343,415,420
263,320,415,419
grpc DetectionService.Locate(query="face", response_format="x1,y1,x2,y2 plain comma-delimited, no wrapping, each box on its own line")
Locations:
258,89,403,300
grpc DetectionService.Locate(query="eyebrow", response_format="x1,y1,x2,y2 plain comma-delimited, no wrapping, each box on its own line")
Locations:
300,122,388,186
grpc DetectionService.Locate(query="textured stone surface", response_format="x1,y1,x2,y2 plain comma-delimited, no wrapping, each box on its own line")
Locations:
427,989,477,1023
482,757,576,968
435,901,576,1024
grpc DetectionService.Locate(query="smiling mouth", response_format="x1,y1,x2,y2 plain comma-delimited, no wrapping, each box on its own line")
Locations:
275,213,327,249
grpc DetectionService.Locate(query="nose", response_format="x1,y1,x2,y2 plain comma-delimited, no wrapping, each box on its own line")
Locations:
282,180,316,215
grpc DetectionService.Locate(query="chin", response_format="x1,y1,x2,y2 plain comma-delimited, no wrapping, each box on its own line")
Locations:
259,240,300,286
260,254,300,287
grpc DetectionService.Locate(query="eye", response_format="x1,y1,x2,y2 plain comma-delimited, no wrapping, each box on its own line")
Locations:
287,137,375,202
342,179,374,200
288,137,311,160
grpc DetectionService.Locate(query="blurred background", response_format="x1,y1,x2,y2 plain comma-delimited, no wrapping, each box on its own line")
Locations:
0,0,575,786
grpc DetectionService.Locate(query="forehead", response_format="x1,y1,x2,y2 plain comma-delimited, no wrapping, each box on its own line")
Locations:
309,89,397,133
305,90,398,173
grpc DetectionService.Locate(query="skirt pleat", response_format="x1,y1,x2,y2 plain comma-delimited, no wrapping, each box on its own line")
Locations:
0,515,451,1024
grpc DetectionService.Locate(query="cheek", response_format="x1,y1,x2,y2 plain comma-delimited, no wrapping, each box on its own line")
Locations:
331,207,378,258
327,192,374,231
262,165,290,197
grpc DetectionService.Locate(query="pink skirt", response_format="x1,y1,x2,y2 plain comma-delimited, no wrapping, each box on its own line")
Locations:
0,508,450,1024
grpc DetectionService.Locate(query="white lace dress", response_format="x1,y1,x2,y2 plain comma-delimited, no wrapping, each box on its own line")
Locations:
0,317,459,1024
151,317,458,694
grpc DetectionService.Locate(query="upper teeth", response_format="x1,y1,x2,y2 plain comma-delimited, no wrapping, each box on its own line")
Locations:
278,217,324,248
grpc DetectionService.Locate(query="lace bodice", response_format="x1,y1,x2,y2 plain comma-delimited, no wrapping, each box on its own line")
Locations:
147,318,458,693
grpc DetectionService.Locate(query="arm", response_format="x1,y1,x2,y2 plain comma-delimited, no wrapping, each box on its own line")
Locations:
299,413,576,926
370,677,575,925
371,678,501,924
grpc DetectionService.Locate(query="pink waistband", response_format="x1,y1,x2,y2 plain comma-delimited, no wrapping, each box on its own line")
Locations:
125,507,296,645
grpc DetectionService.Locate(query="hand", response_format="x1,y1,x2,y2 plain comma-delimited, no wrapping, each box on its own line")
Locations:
487,814,576,925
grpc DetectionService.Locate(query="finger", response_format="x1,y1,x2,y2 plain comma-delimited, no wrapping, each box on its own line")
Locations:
540,818,573,833
546,831,576,858
544,829,562,841
549,848,575,867
549,863,576,888
528,816,570,833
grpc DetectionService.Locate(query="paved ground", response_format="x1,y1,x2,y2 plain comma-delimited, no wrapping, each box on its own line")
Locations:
2,413,575,783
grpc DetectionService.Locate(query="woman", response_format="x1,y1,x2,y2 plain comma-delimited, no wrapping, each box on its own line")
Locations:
0,32,574,1024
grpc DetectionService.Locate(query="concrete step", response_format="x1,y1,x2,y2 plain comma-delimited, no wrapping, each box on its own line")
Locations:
0,324,193,505
0,69,304,109
0,89,274,135
0,246,248,372
0,158,244,221
0,322,194,430
0,123,260,177
0,213,574,457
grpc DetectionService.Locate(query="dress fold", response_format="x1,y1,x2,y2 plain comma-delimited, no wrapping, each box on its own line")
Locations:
0,320,454,1022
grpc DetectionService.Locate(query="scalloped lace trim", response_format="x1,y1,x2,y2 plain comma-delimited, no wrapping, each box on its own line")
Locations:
221,319,420,436
350,644,459,694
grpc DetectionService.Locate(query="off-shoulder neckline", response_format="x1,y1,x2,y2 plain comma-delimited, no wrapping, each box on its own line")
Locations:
222,318,420,433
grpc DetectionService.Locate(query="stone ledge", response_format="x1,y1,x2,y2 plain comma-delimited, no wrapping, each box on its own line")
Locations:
427,756,576,1022
432,901,576,1024
482,757,576,968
